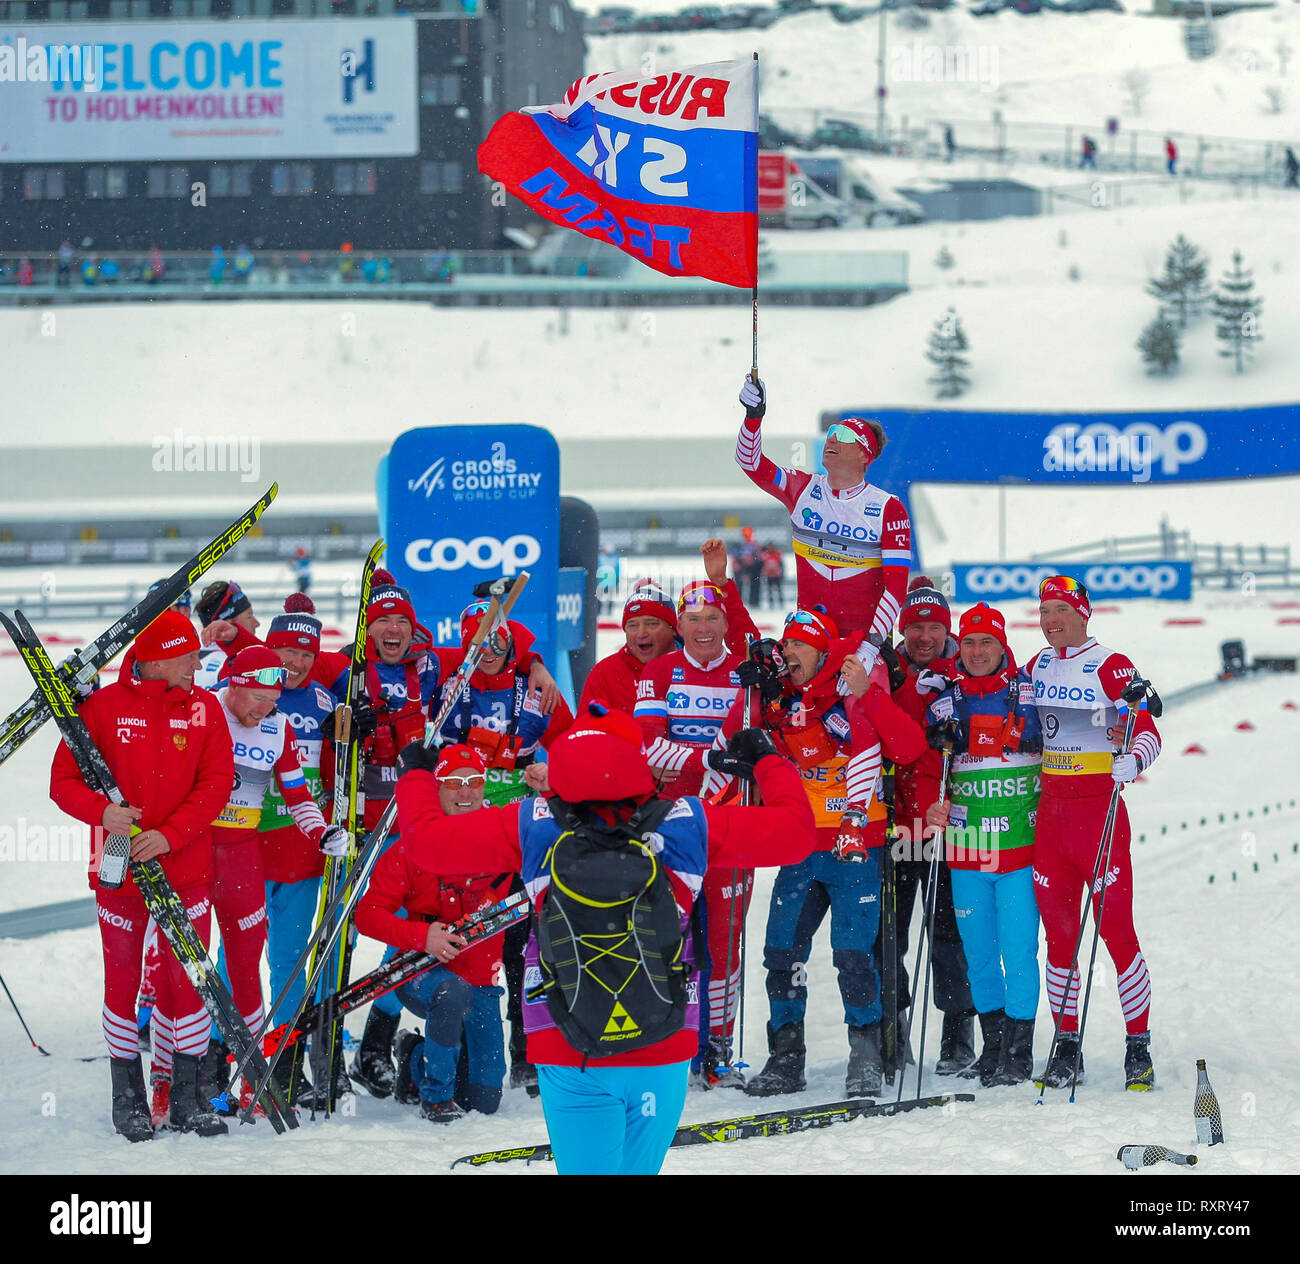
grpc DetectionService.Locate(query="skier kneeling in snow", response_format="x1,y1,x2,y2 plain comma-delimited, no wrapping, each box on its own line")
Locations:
395,704,815,1175
923,603,1042,1088
355,745,511,1123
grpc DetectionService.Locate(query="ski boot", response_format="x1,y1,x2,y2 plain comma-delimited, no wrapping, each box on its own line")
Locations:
744,1022,806,1097
963,1009,1005,1085
1125,1032,1156,1091
271,1039,314,1108
845,1024,883,1099
109,1056,154,1143
149,1074,171,1130
699,1035,746,1090
199,1037,233,1114
306,1037,354,1112
1036,1033,1084,1090
170,1052,229,1136
989,1018,1035,1087
350,1007,400,1099
935,1009,977,1076
420,1098,466,1125
393,1029,424,1106
508,1021,539,1099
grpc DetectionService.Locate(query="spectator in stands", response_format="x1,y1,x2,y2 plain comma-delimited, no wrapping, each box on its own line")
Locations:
81,254,99,286
944,124,956,162
733,528,763,608
209,245,227,286
57,240,75,287
1285,147,1298,189
233,245,255,283
17,259,34,287
145,246,165,285
1079,136,1097,171
1165,137,1178,177
100,258,121,284
761,543,785,606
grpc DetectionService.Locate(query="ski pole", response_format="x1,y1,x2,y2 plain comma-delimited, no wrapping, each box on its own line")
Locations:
0,969,49,1056
1036,678,1159,1103
910,744,952,1104
722,655,759,1071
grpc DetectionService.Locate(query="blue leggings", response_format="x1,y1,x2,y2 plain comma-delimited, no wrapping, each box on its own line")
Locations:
265,878,322,1026
949,866,1040,1021
396,967,505,1113
763,849,881,1029
537,1061,691,1175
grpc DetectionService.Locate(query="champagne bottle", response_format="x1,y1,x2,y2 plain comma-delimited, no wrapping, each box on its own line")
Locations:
1117,1144,1198,1170
1194,1058,1224,1146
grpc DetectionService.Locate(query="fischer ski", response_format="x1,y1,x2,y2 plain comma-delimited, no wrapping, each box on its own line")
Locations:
0,483,278,770
264,892,529,1059
451,1092,974,1168
236,571,531,1117
306,540,384,1114
0,609,296,1133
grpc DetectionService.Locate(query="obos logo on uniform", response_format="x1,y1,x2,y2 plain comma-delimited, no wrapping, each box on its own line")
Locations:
952,561,1193,603
383,425,560,668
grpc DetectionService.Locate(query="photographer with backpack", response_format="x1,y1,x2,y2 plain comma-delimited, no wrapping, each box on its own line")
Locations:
395,704,816,1175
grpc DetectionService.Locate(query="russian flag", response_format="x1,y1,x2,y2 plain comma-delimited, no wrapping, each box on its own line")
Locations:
478,59,758,289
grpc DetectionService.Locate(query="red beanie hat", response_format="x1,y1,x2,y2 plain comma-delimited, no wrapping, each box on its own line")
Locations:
1038,575,1092,621
134,609,201,662
782,608,838,655
225,645,288,691
434,744,488,779
265,594,322,654
366,575,417,631
547,705,655,803
957,603,1008,650
623,580,677,632
899,574,952,634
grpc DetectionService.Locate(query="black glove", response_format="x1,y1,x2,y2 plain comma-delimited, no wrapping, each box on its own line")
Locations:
737,641,787,704
707,726,779,781
397,739,437,776
739,375,766,420
926,718,965,753
353,698,379,741
877,638,907,694
471,576,520,600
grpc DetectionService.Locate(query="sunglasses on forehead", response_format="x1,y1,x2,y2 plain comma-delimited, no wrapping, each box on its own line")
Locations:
240,665,288,687
678,583,726,611
1039,575,1090,601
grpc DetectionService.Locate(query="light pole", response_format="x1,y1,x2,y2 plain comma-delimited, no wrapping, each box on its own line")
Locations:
876,5,888,151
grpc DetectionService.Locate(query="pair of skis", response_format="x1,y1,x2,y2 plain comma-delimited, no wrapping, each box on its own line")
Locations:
452,1091,973,1168
301,540,384,1113
264,892,530,1061
234,571,532,1120
0,608,297,1133
0,484,278,772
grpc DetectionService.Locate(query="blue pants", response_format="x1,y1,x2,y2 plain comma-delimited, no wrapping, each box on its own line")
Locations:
369,835,404,1018
950,866,1040,1021
538,1061,691,1176
396,966,505,1113
265,878,321,1026
763,849,881,1029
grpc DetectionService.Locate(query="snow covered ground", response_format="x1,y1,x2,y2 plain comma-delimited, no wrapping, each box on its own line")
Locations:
1,596,1296,1174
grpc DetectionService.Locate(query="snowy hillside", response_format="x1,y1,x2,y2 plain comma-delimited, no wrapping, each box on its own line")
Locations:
589,4,1300,143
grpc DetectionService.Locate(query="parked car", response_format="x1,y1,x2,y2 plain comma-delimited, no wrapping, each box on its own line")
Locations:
808,118,876,150
760,113,808,149
827,3,871,20
678,5,727,27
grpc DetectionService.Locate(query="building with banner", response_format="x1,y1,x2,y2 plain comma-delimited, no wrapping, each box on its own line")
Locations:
0,0,584,252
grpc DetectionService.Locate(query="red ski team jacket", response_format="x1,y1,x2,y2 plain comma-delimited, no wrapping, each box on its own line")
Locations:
50,675,235,893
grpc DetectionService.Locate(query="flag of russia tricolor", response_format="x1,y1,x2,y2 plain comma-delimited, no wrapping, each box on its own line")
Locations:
478,59,758,289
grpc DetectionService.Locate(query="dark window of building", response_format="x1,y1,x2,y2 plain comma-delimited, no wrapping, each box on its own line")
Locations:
106,166,127,198
46,168,64,198
441,73,460,104
148,0,172,15
526,0,537,26
550,2,564,32
420,74,439,106
210,165,232,198
147,166,167,198
23,170,43,201
357,162,377,195
231,164,252,196
442,161,462,193
333,163,356,195
330,0,356,13
167,166,188,198
293,163,314,195
88,0,111,15
26,3,52,19
419,162,441,194
210,0,233,14
271,0,295,13
271,163,292,196
85,167,106,199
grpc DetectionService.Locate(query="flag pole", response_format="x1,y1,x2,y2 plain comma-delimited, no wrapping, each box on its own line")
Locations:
750,50,760,383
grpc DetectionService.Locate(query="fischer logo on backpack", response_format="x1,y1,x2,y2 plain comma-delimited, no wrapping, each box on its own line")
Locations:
528,796,689,1056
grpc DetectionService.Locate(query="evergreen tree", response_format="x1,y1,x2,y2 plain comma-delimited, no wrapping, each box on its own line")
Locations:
1136,316,1180,375
1145,234,1210,328
926,307,970,399
1213,249,1262,374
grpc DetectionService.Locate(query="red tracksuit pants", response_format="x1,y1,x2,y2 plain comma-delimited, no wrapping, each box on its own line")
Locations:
1032,793,1152,1035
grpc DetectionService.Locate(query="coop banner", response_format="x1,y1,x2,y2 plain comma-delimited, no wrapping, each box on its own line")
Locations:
0,18,416,162
478,58,759,287
952,561,1194,603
